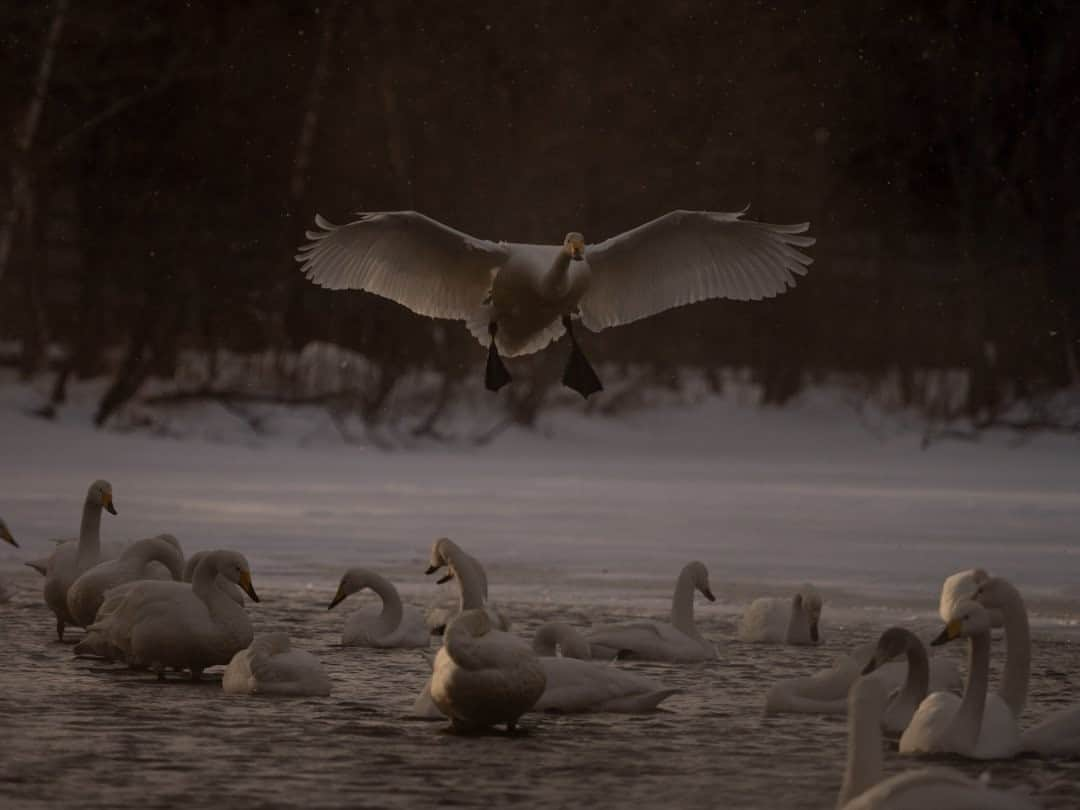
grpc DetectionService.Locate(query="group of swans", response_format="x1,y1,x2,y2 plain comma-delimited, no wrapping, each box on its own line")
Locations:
296,209,814,397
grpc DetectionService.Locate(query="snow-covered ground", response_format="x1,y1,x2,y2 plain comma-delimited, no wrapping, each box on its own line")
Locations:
1,373,1078,626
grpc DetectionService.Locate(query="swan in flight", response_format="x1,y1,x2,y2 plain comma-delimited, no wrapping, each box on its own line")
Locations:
893,601,1021,759
42,480,117,640
223,634,332,697
75,550,259,680
429,609,546,732
67,534,185,627
586,561,717,662
973,577,1080,756
738,586,822,644
296,209,813,397
328,567,430,648
837,677,1038,810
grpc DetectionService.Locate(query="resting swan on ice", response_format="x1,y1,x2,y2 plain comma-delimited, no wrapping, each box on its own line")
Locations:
429,609,546,732
328,567,429,648
586,561,717,663
223,633,332,697
75,550,260,680
738,586,822,644
42,480,117,640
836,677,1038,810
531,623,679,714
297,209,813,397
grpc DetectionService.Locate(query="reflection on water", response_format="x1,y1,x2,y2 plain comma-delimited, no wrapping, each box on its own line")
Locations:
0,577,1076,810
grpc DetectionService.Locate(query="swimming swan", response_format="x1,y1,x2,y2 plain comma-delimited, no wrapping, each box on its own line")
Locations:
974,577,1080,756
424,538,509,631
43,480,117,640
837,677,1038,810
738,586,822,644
532,623,679,714
223,633,332,696
67,534,185,627
328,567,429,648
896,601,1021,759
75,550,259,680
430,609,546,732
765,631,961,724
586,561,717,662
297,210,813,397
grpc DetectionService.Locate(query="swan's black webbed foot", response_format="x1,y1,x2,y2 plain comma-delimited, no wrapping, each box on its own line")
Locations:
560,316,603,399
485,322,512,392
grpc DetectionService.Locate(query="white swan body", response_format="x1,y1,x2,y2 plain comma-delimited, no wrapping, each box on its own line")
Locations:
223,633,331,696
738,586,822,644
328,567,429,648
423,538,510,631
974,576,1080,756
587,561,717,663
429,609,546,731
67,534,184,627
899,601,1021,760
297,210,813,397
838,677,1038,810
532,624,677,713
42,480,117,640
75,550,259,679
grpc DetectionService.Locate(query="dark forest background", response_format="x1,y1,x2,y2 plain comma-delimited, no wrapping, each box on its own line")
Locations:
0,1,1077,437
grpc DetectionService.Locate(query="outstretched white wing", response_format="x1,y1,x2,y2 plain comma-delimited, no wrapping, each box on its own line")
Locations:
296,211,510,321
579,209,814,331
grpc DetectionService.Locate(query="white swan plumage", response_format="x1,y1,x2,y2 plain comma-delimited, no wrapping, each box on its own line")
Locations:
296,209,813,397
738,585,822,644
940,568,1004,628
898,601,1021,760
67,534,185,627
765,630,961,727
973,576,1080,757
328,567,429,648
75,550,260,680
42,479,117,640
423,538,509,632
531,623,678,714
222,633,331,696
838,677,1039,810
586,561,717,663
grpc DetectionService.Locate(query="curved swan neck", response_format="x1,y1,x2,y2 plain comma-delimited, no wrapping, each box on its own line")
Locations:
366,572,404,632
533,623,590,659
445,547,486,611
951,631,991,751
670,567,699,636
76,494,103,570
838,690,883,808
192,558,241,615
443,619,488,671
127,538,184,579
901,633,930,703
997,588,1030,717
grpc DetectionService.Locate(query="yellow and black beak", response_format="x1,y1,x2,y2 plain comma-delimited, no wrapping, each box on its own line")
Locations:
931,619,962,646
103,492,117,516
861,654,881,676
702,587,716,602
238,570,260,603
328,586,346,610
424,564,441,576
436,571,454,585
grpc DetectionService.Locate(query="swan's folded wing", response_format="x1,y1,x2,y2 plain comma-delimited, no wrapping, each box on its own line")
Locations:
296,211,510,321
580,210,813,330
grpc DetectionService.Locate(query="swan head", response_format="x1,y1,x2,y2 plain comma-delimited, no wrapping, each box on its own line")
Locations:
0,518,17,548
563,232,585,261
680,560,715,602
328,568,378,609
211,551,260,603
970,576,1019,609
932,599,992,646
89,479,117,515
425,537,460,584
448,608,493,638
860,627,913,675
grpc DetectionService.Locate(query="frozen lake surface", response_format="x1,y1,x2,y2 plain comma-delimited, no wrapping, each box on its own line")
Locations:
1,380,1078,808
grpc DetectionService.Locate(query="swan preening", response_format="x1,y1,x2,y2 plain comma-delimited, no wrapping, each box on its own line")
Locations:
429,609,546,732
75,550,260,680
42,479,117,640
424,537,510,632
738,586,822,644
296,209,814,397
328,568,429,648
223,634,332,697
837,677,1038,810
586,561,717,662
